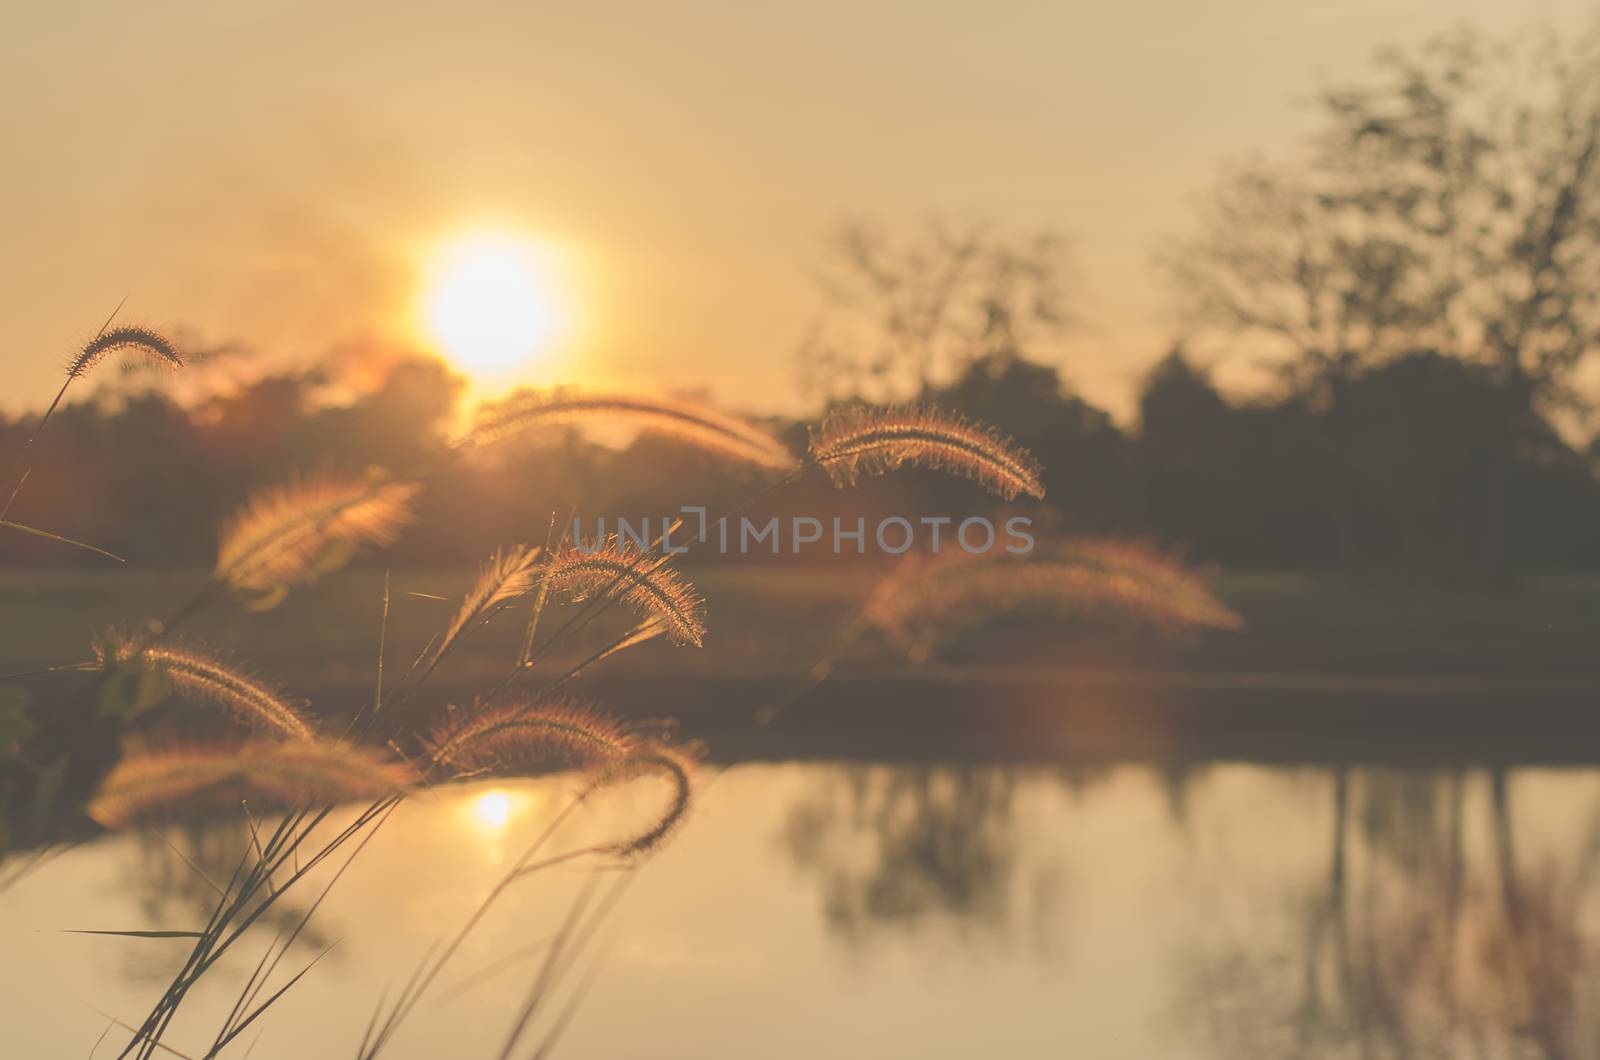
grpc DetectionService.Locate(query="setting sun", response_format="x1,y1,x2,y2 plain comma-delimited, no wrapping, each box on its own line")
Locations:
422,232,565,379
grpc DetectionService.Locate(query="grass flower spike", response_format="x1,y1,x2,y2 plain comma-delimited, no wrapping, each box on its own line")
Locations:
66,326,183,379
593,742,697,856
866,538,1240,660
431,544,545,664
424,697,634,776
215,472,420,601
547,538,706,646
96,638,315,740
464,390,796,471
87,740,415,828
810,405,1044,500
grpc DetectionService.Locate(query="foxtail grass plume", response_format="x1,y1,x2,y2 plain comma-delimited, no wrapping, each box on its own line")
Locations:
432,544,544,664
548,538,706,646
66,326,183,379
866,538,1240,660
1053,538,1242,629
95,638,314,741
592,742,697,856
810,405,1044,500
88,740,415,828
242,739,415,803
84,747,241,828
216,472,420,602
424,697,634,776
463,390,796,472
1,322,181,540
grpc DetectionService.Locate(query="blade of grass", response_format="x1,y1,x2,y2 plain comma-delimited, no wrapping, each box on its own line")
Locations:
67,930,207,939
0,519,124,562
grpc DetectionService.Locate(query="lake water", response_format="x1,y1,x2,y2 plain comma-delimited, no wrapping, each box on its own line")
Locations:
3,759,1598,1058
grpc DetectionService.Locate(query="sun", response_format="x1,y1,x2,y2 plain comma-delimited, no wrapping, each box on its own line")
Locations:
422,231,565,379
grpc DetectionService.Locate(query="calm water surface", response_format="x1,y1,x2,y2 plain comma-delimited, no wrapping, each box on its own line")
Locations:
3,760,1598,1058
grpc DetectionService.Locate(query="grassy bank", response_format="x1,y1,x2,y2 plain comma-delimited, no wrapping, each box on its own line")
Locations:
4,566,1600,778
4,565,1598,688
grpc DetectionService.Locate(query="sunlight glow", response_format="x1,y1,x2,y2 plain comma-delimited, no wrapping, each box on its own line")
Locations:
471,790,513,831
423,231,565,379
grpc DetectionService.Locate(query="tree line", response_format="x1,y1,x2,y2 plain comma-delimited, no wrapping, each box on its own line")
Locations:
0,340,1594,580
2,24,1598,581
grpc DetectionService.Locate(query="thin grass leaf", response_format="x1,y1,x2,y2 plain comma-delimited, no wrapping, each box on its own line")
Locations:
0,519,125,562
550,617,669,686
82,1005,196,1060
65,929,208,939
210,940,340,1053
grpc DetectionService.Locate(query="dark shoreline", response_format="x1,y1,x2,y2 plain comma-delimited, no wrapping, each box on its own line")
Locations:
327,665,1600,768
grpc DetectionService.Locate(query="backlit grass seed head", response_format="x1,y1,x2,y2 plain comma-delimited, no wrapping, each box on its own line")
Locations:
433,544,545,662
591,742,697,856
548,538,706,646
241,739,416,805
424,698,634,776
464,390,796,471
1051,538,1243,631
95,638,315,741
810,405,1045,500
215,472,420,598
85,746,243,828
87,740,415,828
67,326,183,379
866,539,1240,660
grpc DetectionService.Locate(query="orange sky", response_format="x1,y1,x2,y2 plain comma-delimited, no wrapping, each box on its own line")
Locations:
2,0,1595,419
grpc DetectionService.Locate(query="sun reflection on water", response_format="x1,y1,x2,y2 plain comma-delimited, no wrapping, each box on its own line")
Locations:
471,790,513,831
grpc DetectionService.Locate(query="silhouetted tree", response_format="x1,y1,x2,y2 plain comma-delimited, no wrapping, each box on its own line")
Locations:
928,351,1138,532
1136,348,1244,557
3,341,1597,573
1134,346,1600,572
797,215,1075,402
1168,25,1600,578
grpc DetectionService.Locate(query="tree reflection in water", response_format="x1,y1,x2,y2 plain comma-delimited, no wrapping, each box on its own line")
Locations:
105,820,331,985
84,759,1600,1056
779,763,1072,954
1178,767,1600,1060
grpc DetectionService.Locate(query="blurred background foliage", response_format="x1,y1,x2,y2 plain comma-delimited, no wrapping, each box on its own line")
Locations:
5,24,1600,584
0,337,1594,584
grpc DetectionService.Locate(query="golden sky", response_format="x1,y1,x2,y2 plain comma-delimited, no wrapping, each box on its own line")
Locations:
2,0,1594,417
